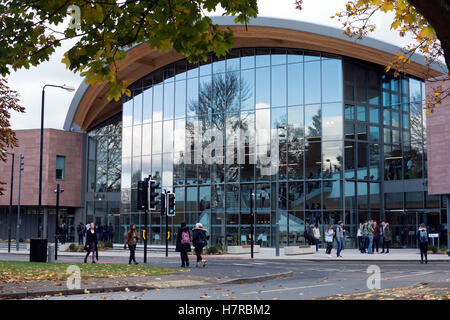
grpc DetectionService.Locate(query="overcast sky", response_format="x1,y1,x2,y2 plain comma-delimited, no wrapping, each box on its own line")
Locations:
8,0,412,130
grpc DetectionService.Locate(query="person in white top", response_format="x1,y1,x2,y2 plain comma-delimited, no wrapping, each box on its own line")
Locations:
313,225,321,252
324,224,335,256
357,223,363,251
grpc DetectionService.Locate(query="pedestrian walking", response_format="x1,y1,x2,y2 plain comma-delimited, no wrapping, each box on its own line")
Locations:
366,220,375,254
382,222,392,253
357,222,363,251
418,223,429,264
124,224,140,265
313,224,320,252
306,223,315,245
84,222,98,263
335,221,345,257
361,221,368,253
192,223,209,267
260,189,267,208
77,222,84,245
373,221,380,253
379,221,385,253
325,224,334,257
108,223,114,242
176,222,191,268
59,222,67,244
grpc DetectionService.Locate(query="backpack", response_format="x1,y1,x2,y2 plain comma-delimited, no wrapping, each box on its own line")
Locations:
197,230,207,247
419,229,428,243
181,231,190,245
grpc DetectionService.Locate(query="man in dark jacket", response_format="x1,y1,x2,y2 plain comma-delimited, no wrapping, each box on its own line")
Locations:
192,223,209,267
176,222,191,268
382,222,392,253
305,224,315,245
77,222,84,245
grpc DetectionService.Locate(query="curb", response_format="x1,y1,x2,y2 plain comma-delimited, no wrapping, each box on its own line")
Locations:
0,285,154,300
0,271,294,299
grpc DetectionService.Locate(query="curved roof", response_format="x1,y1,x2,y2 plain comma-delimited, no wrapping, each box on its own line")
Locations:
64,16,446,133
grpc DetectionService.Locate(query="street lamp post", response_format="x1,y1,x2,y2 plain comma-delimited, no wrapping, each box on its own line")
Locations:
37,84,75,239
250,189,254,259
54,184,64,261
1,150,14,253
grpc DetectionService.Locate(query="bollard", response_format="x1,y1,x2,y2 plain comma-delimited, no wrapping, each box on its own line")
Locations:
47,244,54,263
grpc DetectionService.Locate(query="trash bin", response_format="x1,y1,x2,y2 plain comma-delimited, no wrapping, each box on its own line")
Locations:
30,238,48,262
47,245,54,263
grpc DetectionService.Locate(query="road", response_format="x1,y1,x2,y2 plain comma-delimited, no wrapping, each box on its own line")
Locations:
11,254,447,300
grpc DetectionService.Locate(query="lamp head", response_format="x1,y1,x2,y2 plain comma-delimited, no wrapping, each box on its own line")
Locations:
62,84,75,92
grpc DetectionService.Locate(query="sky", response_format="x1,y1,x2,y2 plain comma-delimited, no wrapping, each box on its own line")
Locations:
7,0,412,130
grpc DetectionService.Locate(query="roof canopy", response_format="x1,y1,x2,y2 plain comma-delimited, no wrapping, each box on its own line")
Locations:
64,16,445,133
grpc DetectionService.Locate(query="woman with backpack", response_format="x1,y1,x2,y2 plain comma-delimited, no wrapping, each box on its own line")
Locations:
192,223,209,267
176,222,191,268
417,223,429,264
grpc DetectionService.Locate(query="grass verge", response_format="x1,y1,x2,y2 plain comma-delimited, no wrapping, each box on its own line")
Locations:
0,260,181,283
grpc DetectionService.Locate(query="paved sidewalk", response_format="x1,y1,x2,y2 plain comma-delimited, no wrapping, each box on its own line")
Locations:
1,247,449,261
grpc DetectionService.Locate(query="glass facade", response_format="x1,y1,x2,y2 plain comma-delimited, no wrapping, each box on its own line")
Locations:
86,115,122,242
87,47,442,248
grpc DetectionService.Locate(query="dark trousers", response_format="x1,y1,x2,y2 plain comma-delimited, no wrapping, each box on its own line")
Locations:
326,241,333,254
361,237,368,252
314,239,319,251
180,252,189,266
419,242,428,262
373,238,380,252
84,242,96,262
78,234,83,245
383,240,390,253
357,236,362,250
194,246,203,262
128,244,137,263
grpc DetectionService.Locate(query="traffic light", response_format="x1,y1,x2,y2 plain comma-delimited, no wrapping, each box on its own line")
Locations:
19,154,24,171
166,193,175,216
137,178,149,211
149,180,159,210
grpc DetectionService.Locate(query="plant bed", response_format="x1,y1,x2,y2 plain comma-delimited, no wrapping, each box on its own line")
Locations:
65,242,113,252
227,245,260,254
284,245,315,255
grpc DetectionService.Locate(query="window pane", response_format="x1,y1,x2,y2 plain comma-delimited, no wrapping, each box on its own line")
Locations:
305,104,321,140
288,63,303,106
175,80,186,118
272,65,287,107
56,156,65,180
153,84,163,121
256,67,270,108
163,81,174,119
322,103,343,140
123,98,133,127
305,142,321,179
186,78,198,116
304,61,321,104
133,89,143,125
322,141,342,178
142,123,152,155
322,59,342,103
287,106,304,143
142,87,152,123
241,69,254,110
369,107,379,123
